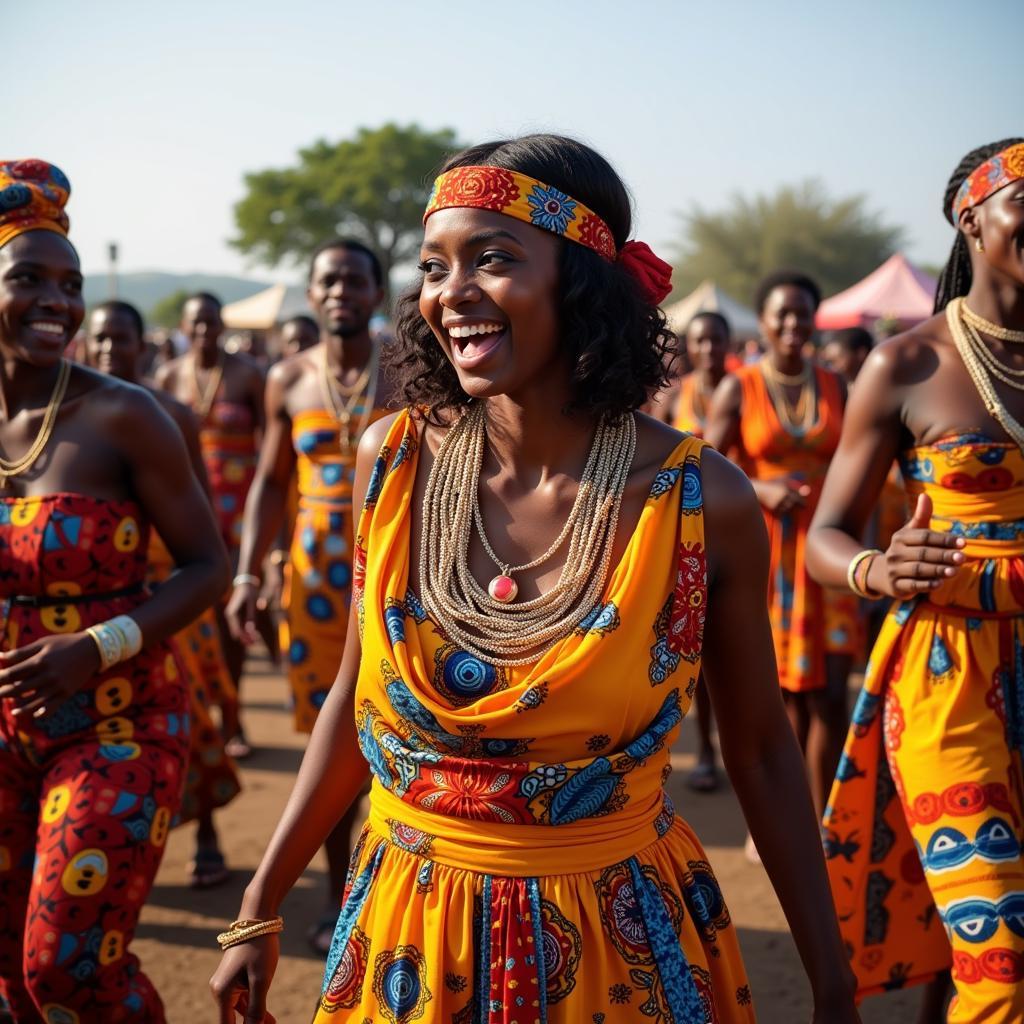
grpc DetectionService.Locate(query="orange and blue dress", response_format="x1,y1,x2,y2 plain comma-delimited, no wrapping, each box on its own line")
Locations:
313,411,754,1023
734,363,859,689
0,495,187,1022
283,406,386,733
823,434,1024,1022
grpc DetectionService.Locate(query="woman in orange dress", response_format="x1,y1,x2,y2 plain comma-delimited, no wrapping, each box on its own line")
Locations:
808,138,1024,1022
211,134,859,1024
0,160,229,1022
706,272,851,821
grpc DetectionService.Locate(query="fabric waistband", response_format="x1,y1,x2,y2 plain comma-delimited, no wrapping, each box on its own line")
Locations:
6,582,145,608
920,601,1023,621
366,777,669,877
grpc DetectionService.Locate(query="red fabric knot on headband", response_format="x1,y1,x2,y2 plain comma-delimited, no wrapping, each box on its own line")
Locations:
618,241,673,305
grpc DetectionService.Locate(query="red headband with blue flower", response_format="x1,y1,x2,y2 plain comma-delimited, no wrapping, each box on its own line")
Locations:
423,165,673,304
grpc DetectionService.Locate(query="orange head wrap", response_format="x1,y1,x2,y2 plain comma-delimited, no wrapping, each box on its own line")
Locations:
0,159,71,249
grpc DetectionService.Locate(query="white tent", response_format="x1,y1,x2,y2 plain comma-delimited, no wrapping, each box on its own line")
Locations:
663,280,760,337
221,284,312,330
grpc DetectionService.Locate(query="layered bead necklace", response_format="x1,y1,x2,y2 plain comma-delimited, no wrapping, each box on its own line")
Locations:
760,357,817,436
0,359,71,489
419,402,637,666
946,297,1024,449
319,343,379,454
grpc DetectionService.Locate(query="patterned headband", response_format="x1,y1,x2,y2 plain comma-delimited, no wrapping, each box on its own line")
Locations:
422,165,674,304
424,166,618,261
0,159,71,249
951,142,1024,222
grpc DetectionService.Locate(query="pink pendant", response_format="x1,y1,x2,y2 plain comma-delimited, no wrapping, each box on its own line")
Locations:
488,574,518,604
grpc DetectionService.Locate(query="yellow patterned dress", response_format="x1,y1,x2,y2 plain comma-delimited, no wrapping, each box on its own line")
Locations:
313,412,755,1024
283,407,387,732
823,434,1024,1023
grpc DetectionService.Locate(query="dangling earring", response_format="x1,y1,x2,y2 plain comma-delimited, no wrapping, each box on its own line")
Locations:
975,238,984,252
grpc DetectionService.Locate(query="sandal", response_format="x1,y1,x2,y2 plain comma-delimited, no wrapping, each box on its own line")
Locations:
307,912,339,957
686,761,720,794
224,732,253,760
189,846,231,889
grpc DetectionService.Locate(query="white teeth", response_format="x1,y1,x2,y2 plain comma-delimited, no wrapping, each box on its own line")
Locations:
448,323,503,339
29,322,64,335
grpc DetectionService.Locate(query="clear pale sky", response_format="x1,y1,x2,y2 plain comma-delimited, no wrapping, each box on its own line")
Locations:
8,0,1020,285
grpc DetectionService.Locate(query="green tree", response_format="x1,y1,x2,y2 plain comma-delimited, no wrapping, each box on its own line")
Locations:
232,123,461,292
149,288,190,328
671,181,905,305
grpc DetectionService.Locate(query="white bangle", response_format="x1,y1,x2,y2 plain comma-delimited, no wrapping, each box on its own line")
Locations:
233,573,261,588
86,615,143,671
109,615,143,659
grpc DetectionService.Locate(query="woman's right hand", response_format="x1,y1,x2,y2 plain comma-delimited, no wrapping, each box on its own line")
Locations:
210,934,279,1024
867,493,966,598
756,477,812,514
225,581,260,645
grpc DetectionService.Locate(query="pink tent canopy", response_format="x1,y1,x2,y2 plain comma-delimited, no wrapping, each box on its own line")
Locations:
816,252,937,330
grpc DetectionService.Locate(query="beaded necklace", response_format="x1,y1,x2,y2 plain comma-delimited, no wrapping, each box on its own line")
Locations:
419,403,637,666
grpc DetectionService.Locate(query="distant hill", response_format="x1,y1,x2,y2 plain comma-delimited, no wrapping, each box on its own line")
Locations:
82,271,272,317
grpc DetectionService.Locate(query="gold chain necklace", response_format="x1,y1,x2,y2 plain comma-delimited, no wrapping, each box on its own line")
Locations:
962,303,1024,344
319,343,379,453
0,359,71,488
947,298,1024,449
192,350,224,418
760,359,816,436
419,402,637,666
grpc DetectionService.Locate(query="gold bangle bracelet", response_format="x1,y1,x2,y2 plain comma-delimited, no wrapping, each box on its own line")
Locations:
847,549,883,599
216,916,284,950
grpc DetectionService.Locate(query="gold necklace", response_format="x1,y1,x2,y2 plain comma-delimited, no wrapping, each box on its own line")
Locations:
192,350,224,418
0,359,71,488
319,343,379,452
760,359,817,436
962,303,1024,344
947,298,1024,449
419,402,636,666
761,358,809,387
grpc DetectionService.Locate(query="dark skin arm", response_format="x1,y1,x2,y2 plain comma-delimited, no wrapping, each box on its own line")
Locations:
0,386,230,716
225,361,297,644
209,413,394,1024
701,448,859,1021
704,373,812,512
806,338,965,596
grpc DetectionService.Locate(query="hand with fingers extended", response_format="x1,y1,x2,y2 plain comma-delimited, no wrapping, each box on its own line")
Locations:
210,934,279,1024
225,581,261,646
0,633,101,719
756,476,814,514
867,493,967,598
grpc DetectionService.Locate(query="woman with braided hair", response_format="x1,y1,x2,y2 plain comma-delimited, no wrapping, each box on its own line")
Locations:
808,138,1024,1022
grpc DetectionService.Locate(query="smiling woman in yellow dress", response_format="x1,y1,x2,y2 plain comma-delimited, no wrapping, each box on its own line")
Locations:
210,135,860,1024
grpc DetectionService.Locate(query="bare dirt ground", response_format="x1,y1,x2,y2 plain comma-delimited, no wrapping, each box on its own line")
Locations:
137,657,919,1023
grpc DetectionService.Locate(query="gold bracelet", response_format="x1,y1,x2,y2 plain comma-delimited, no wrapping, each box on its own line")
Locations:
216,916,284,950
847,549,883,599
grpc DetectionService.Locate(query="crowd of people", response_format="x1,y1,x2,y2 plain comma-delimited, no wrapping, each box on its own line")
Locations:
0,132,1021,1024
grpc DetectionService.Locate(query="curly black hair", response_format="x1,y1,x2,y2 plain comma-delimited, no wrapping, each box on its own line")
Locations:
390,134,674,420
934,137,1024,313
